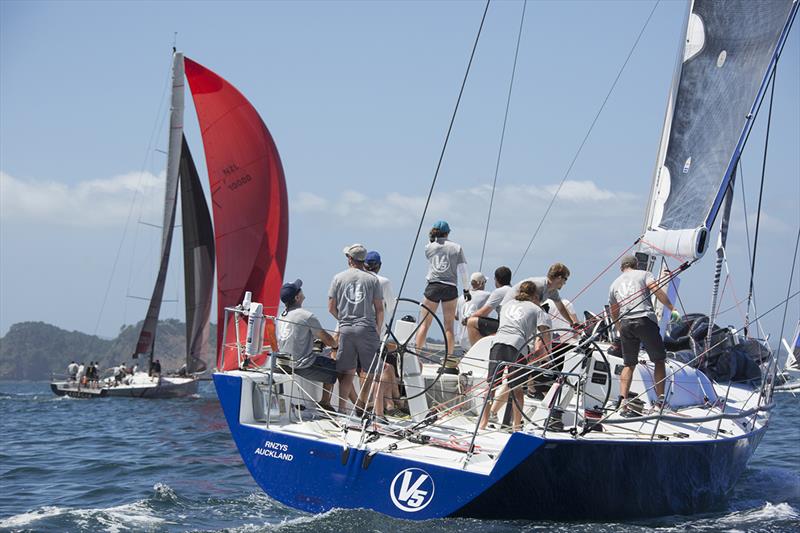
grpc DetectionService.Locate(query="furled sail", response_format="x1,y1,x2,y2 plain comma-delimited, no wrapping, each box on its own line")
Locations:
133,51,185,359
184,57,289,371
642,0,797,259
179,135,215,374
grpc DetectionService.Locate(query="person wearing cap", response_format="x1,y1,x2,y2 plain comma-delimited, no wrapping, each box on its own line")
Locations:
501,263,578,330
415,220,469,358
456,272,490,350
479,281,551,432
329,244,385,416
465,266,513,345
277,279,340,412
365,251,403,414
608,255,680,416
365,251,396,319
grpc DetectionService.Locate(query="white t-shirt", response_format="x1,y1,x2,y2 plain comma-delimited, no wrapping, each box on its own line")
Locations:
374,273,396,318
455,289,490,349
543,298,575,335
484,285,512,317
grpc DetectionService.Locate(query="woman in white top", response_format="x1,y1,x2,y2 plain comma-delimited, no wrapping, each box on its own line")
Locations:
415,220,469,358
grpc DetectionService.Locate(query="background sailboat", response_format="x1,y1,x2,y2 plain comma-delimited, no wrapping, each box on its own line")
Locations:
51,52,215,399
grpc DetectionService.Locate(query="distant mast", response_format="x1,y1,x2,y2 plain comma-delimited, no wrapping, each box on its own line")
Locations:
133,51,185,366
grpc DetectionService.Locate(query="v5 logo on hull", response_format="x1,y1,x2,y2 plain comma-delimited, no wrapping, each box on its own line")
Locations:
390,468,435,512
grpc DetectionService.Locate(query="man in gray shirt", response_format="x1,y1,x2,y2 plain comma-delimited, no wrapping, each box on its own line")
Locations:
466,266,512,345
277,279,339,412
609,255,679,416
329,243,384,417
502,263,578,329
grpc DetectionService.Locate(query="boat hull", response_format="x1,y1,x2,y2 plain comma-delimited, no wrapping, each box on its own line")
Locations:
50,377,198,399
214,372,765,520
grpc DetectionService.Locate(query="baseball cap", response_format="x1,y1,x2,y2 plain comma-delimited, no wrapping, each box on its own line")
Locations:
470,272,487,284
343,243,367,262
365,251,381,265
280,279,303,304
432,220,450,233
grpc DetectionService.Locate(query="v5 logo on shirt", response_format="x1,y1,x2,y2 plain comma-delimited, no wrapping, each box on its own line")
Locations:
390,468,435,512
431,255,450,273
344,282,365,305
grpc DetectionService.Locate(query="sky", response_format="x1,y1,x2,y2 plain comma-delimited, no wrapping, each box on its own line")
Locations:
1,1,798,354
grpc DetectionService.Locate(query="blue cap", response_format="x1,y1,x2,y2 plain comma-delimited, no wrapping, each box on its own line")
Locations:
432,220,450,233
280,279,303,305
365,251,381,265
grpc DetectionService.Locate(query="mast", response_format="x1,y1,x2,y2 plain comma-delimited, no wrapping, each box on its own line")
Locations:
133,51,185,367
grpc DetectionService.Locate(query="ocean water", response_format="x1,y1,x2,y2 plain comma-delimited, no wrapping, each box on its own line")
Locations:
0,381,797,532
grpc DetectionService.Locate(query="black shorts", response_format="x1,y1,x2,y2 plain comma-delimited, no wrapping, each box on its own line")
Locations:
487,343,530,390
477,316,499,336
619,317,667,366
295,356,338,384
424,282,458,303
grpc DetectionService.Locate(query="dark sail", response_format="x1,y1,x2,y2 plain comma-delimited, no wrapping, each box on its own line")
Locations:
642,0,797,259
179,135,214,374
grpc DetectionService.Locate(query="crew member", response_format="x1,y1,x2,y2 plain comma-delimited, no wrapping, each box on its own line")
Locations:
479,281,551,432
466,266,512,345
502,262,578,329
415,220,469,359
456,272,490,350
329,244,384,417
608,255,680,416
277,278,339,412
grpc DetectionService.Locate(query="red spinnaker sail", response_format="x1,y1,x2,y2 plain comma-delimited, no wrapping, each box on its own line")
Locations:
184,57,288,371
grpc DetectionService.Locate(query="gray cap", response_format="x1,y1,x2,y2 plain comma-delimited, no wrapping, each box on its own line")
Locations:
620,255,639,269
343,243,367,262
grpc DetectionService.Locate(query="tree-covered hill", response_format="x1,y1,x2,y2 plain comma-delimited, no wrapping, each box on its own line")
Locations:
0,320,217,381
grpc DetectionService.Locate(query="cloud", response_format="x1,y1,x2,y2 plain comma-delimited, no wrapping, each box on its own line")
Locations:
0,171,164,227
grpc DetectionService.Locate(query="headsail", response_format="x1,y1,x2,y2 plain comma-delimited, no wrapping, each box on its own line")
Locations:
642,0,797,259
179,135,215,374
133,51,185,359
184,57,289,371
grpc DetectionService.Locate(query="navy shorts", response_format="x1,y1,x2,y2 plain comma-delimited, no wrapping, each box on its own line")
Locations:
620,317,667,366
477,316,499,336
487,343,530,390
424,282,458,303
295,356,337,384
337,325,381,374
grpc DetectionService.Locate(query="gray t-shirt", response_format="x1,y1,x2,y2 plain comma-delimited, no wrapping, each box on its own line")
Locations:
329,268,383,328
276,307,323,369
501,276,560,306
485,285,512,316
609,269,657,323
425,238,466,286
492,299,546,351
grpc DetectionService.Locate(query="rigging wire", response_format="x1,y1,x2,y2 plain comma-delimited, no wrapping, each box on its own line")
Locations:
514,0,661,274
390,0,491,323
478,0,527,271
744,62,778,335
775,222,800,369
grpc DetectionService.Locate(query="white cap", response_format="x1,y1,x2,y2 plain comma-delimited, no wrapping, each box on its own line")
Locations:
470,272,487,284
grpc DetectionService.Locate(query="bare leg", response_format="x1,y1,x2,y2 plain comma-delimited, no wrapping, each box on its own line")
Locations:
653,360,666,397
415,298,440,353
381,364,396,411
491,384,509,415
356,373,383,416
321,383,333,405
467,317,484,346
619,364,634,400
512,388,525,431
441,298,458,357
338,371,356,413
